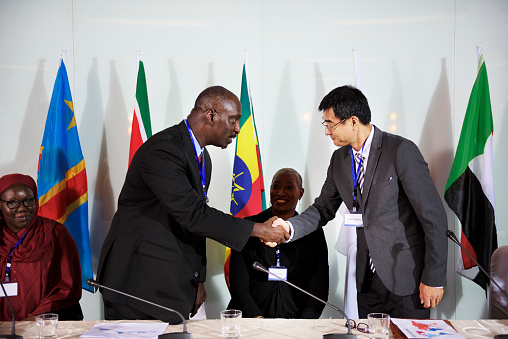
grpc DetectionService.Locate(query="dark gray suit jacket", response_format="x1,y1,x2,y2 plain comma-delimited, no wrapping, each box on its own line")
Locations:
97,120,253,323
289,126,447,296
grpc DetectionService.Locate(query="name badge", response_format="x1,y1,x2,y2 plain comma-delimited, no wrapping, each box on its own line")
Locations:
0,283,18,297
268,266,288,281
345,211,363,227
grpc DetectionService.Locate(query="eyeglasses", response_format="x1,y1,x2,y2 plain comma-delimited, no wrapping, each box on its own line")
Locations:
321,118,347,132
0,198,37,209
345,319,369,333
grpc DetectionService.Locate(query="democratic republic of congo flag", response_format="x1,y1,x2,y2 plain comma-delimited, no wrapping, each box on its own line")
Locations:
128,60,152,166
37,59,93,292
444,52,497,291
224,61,266,289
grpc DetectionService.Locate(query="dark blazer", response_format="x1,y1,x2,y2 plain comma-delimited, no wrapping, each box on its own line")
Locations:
228,209,329,319
97,120,254,324
289,126,448,296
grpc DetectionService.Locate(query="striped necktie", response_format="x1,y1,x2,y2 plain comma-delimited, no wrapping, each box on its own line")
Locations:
356,152,375,272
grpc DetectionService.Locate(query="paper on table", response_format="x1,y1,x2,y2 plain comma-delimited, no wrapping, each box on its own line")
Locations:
80,323,169,339
390,319,466,338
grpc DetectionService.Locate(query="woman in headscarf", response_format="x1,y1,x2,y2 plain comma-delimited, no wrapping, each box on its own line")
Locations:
228,168,329,319
0,173,83,321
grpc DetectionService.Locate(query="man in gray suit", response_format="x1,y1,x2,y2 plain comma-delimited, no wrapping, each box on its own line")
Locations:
275,85,447,318
97,86,289,324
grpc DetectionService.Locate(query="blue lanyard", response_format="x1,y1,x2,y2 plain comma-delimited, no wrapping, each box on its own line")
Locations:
350,143,365,212
269,209,298,267
185,120,208,203
5,231,28,282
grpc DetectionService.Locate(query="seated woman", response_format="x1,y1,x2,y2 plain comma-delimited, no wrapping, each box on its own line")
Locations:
228,168,329,319
0,173,83,321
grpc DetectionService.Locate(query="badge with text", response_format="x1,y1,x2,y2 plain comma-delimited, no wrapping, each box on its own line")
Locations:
345,210,363,227
268,266,288,281
0,282,18,297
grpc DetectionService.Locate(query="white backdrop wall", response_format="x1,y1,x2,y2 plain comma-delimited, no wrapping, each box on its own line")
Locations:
1,0,507,321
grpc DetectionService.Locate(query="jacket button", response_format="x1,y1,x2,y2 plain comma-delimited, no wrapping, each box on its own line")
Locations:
364,225,371,230
194,272,199,278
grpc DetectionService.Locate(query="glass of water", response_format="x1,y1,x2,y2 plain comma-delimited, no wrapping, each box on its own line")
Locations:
35,313,58,339
221,309,242,338
367,313,390,339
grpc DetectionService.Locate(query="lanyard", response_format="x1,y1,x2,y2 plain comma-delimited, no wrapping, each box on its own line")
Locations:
185,120,209,204
5,231,28,282
268,209,298,267
350,143,365,212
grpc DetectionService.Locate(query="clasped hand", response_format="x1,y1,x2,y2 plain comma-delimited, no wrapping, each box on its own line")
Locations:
259,217,290,247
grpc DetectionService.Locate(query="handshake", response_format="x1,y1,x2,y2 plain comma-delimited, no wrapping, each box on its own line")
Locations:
252,217,291,247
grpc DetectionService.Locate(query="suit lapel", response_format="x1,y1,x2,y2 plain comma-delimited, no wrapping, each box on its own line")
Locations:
178,121,204,192
361,126,383,208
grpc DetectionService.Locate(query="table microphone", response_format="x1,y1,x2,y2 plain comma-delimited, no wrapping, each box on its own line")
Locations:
252,261,356,338
446,230,508,301
0,280,22,339
86,279,191,339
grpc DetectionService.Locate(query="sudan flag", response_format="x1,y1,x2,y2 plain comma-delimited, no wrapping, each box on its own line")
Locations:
224,59,266,289
444,53,497,291
128,60,152,166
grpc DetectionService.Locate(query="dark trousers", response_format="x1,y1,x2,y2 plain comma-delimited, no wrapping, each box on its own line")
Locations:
357,268,430,319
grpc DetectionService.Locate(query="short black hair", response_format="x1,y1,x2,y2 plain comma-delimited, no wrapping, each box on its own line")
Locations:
272,168,303,189
318,85,371,125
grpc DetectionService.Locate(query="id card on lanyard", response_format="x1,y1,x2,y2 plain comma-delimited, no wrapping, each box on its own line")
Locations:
346,145,364,227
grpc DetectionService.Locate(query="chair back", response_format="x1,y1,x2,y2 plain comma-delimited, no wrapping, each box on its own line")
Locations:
489,245,508,319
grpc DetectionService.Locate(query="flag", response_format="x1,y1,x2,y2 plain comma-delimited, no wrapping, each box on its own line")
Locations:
128,61,152,166
225,62,266,289
444,53,497,291
37,59,93,292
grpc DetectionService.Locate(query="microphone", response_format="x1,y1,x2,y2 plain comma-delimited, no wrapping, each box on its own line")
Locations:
86,279,191,339
252,261,356,339
0,280,22,339
446,230,508,301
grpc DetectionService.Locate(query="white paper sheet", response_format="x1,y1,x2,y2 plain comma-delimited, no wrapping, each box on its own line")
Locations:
80,322,169,338
391,319,466,338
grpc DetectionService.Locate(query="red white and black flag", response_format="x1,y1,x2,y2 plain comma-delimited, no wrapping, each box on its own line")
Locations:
444,52,497,291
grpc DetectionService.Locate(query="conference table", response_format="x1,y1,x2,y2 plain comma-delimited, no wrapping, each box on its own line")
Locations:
1,318,507,338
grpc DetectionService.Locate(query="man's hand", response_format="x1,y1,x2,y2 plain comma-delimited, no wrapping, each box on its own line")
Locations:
191,282,207,317
419,282,443,308
264,218,291,247
251,217,289,247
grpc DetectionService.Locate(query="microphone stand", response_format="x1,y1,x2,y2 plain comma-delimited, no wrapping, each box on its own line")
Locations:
252,261,357,338
87,279,191,339
0,281,22,339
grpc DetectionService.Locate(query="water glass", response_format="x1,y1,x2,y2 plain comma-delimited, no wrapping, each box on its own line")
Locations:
367,313,390,339
35,313,58,339
221,309,241,338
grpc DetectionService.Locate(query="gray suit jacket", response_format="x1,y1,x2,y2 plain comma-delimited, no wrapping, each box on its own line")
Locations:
97,121,254,323
289,126,447,296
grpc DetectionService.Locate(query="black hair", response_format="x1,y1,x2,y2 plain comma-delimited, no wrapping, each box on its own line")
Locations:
318,85,371,124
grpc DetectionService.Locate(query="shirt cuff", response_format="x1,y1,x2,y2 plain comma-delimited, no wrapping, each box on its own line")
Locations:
286,221,294,242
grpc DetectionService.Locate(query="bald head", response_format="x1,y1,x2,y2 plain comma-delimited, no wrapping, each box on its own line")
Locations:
187,86,242,149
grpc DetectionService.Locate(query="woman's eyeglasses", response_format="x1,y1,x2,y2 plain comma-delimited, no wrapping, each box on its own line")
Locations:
345,319,369,333
0,198,37,209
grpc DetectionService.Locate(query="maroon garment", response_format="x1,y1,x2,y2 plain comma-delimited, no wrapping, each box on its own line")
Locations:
0,173,82,320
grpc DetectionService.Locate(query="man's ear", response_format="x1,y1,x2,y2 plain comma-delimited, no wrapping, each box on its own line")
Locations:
206,109,215,124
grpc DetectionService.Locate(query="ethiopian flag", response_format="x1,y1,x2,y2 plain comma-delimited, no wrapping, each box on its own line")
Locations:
225,61,266,289
128,60,152,166
37,59,93,292
444,53,497,291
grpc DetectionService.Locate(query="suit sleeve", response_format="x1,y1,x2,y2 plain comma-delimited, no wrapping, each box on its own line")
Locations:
290,151,344,241
140,136,253,251
396,140,448,287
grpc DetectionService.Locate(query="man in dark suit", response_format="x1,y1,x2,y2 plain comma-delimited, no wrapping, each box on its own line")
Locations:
275,85,448,318
97,86,289,324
